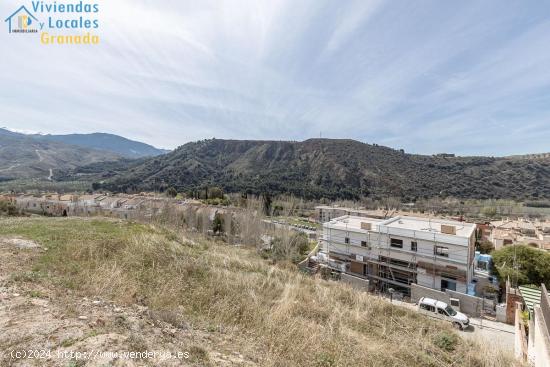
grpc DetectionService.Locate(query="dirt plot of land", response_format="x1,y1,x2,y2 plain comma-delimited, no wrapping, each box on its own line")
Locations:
0,237,259,367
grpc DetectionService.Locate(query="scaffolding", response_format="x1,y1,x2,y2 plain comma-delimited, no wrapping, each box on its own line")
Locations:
321,216,471,297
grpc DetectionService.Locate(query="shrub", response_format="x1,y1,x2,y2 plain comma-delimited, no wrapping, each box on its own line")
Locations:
433,331,458,352
270,232,310,262
166,187,178,198
0,200,18,216
477,240,494,254
212,212,224,234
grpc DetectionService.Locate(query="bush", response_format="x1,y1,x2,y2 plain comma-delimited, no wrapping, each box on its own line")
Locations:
166,187,178,198
433,331,458,352
208,186,224,199
270,232,310,262
481,206,497,218
0,200,18,216
212,213,224,234
477,240,494,254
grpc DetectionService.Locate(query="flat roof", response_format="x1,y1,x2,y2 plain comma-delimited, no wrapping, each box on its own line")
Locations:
324,216,383,232
381,216,476,238
325,215,476,239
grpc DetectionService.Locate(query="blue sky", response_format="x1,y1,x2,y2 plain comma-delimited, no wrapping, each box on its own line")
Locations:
1,0,550,155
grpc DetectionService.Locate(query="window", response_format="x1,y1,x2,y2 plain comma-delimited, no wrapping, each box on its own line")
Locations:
420,304,435,312
445,305,457,316
345,237,350,244
437,308,448,316
441,279,457,291
361,241,367,248
390,238,403,248
435,246,449,257
411,241,417,252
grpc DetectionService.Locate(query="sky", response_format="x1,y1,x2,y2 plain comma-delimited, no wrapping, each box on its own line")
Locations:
1,0,550,156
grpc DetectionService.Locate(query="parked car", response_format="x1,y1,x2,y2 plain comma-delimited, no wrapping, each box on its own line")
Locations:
417,297,470,330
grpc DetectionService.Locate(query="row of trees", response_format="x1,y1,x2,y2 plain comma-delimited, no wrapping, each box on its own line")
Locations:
165,186,225,200
131,194,311,264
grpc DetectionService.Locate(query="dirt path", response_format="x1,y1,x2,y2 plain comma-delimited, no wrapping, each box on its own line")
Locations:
35,150,44,162
0,237,260,367
0,164,20,172
34,150,54,180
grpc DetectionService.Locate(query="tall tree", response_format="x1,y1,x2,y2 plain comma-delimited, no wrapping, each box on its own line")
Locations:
492,245,550,287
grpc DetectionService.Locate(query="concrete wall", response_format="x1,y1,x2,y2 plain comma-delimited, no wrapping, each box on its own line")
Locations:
446,289,484,316
411,283,484,317
416,271,468,294
506,290,522,325
341,273,370,292
515,304,528,362
529,316,536,365
410,283,451,304
533,306,550,367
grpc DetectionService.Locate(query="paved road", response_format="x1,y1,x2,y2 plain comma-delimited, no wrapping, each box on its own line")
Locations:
389,298,515,350
461,317,515,349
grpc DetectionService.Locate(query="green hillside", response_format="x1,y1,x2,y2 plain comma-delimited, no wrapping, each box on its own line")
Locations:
70,138,550,201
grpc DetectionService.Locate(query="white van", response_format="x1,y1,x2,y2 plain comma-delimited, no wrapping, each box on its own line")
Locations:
417,297,470,330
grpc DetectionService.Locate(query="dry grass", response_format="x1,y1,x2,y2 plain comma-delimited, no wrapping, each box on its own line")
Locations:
0,217,519,367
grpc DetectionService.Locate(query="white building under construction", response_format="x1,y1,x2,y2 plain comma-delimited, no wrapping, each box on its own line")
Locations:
320,215,477,296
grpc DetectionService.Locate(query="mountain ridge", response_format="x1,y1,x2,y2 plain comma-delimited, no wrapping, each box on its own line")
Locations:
0,129,121,181
1,128,169,158
31,132,169,158
64,138,550,201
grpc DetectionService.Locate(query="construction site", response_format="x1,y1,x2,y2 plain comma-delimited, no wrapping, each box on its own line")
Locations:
314,215,479,298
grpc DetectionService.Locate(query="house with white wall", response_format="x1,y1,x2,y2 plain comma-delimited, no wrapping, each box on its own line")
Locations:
320,215,476,296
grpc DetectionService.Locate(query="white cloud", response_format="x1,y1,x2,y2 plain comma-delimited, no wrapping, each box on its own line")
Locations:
0,0,549,155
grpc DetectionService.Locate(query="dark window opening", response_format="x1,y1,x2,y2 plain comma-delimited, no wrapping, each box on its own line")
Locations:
441,279,457,292
390,238,403,248
435,246,449,257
